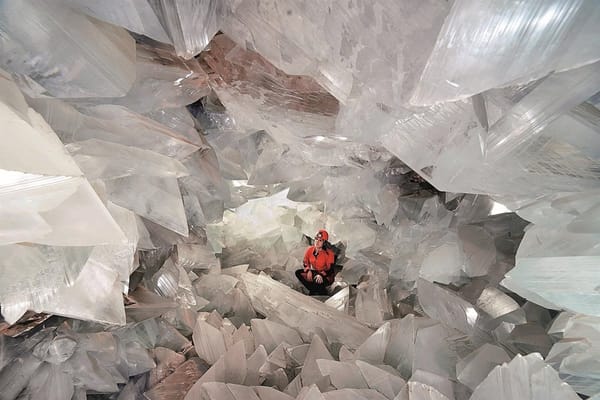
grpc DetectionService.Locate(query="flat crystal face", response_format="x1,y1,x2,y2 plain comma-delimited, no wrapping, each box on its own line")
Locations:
1,0,599,399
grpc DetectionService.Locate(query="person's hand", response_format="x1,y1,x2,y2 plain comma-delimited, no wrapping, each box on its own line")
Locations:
306,270,313,282
315,274,323,284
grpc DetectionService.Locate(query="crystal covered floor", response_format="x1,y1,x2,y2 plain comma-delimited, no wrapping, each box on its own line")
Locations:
1,1,600,399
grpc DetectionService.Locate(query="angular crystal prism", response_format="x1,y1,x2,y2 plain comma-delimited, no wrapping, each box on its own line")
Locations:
470,353,580,400
0,1,135,98
239,272,373,350
149,0,221,59
413,0,600,105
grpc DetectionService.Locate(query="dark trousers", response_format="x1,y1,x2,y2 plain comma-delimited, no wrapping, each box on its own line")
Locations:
295,269,329,295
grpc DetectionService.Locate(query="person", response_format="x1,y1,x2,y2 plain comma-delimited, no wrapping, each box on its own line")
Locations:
295,229,335,295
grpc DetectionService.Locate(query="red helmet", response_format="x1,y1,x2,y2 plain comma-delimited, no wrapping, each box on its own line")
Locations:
316,229,329,241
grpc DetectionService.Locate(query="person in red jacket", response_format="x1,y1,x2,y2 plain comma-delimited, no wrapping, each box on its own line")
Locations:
295,229,335,295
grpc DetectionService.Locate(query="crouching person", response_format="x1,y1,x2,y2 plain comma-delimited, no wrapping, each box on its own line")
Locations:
295,229,335,295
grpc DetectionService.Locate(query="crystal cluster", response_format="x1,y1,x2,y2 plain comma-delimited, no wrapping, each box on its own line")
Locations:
1,0,599,399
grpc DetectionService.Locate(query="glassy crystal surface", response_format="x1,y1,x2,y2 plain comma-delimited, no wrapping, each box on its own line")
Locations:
485,62,600,162
412,0,600,105
149,0,221,59
28,99,201,160
60,0,171,43
105,176,189,237
417,278,494,342
222,0,450,105
355,360,405,399
2,247,128,325
456,343,511,390
0,0,135,98
546,313,600,396
148,347,186,388
419,234,465,284
145,358,209,400
80,41,211,114
199,34,339,146
0,74,126,247
2,1,600,399
251,319,302,354
502,222,600,316
146,107,204,147
239,272,373,350
193,319,227,365
78,105,201,159
66,139,188,180
470,353,581,400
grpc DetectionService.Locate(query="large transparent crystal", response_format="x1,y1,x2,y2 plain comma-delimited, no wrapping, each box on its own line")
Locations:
0,74,125,246
470,353,580,400
412,0,600,105
149,0,221,59
485,62,600,162
66,139,188,180
502,211,600,316
0,0,135,98
222,0,450,105
59,0,171,44
105,176,189,237
145,358,208,400
198,34,339,146
546,313,600,396
78,41,211,114
239,272,373,350
0,202,137,324
456,343,511,390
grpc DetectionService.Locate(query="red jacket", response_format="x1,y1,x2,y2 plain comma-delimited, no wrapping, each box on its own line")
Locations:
303,246,335,276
